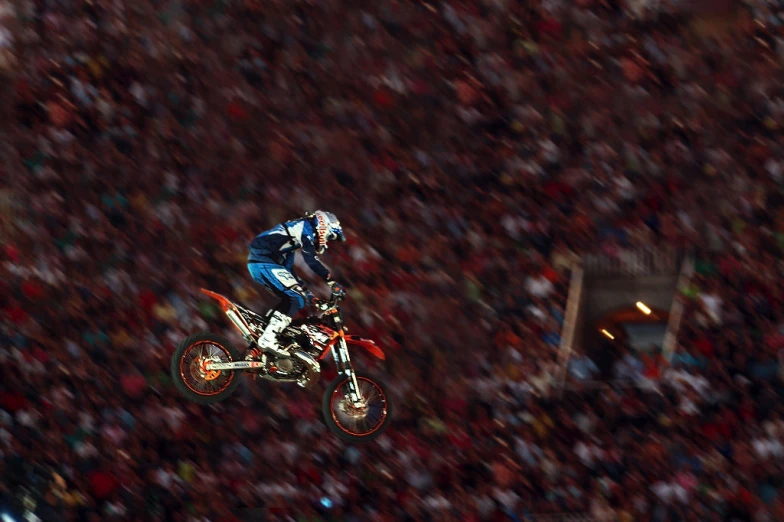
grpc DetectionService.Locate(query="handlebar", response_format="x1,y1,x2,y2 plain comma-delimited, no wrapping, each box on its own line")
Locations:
313,294,345,312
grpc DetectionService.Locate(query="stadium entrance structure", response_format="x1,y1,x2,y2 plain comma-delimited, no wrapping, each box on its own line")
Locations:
556,246,695,393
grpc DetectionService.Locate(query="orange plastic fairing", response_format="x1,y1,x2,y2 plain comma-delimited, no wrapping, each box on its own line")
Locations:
345,336,386,360
200,289,236,312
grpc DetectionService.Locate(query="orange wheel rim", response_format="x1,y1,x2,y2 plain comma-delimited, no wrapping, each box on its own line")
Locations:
329,376,388,437
179,341,236,396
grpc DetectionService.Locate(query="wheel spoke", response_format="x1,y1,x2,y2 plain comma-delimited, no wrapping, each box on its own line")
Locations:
179,341,236,396
330,377,388,437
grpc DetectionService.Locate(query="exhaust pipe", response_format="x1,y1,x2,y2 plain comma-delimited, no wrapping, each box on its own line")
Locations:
293,350,321,388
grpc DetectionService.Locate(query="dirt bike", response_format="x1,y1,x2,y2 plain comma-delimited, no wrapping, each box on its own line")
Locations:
171,289,391,443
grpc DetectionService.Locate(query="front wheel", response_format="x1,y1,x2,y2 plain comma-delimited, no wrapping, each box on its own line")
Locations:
171,333,243,405
322,373,392,444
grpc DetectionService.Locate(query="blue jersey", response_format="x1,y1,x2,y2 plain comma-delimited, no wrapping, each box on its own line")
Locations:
248,218,331,280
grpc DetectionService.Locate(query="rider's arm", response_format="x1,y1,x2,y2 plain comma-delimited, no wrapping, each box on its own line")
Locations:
300,235,332,281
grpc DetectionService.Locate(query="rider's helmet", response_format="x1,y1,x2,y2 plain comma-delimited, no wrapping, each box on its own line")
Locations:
309,210,345,254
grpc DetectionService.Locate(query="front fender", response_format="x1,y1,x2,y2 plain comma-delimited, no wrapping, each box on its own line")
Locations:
344,335,386,360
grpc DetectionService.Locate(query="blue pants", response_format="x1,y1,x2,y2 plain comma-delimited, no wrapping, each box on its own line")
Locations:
248,262,308,317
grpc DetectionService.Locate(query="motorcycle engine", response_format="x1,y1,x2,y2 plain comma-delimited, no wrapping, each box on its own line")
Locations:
275,357,296,373
266,345,305,378
253,342,321,388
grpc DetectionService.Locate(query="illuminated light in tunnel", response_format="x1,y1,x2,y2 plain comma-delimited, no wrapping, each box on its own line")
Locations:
600,329,615,340
636,302,652,315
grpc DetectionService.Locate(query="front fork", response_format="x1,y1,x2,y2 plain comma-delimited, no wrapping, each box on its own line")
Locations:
330,317,363,407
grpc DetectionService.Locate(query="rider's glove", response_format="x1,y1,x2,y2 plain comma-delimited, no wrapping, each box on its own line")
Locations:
327,280,346,299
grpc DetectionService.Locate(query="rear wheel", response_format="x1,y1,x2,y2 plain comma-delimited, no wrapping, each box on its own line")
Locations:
322,373,391,443
171,333,243,405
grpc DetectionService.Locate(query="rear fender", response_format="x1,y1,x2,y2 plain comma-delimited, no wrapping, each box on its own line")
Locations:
200,289,254,341
344,335,386,360
200,289,236,312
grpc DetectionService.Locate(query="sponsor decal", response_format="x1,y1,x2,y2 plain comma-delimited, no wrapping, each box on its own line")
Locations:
206,361,263,369
271,268,298,288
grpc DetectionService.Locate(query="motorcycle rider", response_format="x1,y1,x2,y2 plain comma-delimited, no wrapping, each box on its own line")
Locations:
245,210,346,359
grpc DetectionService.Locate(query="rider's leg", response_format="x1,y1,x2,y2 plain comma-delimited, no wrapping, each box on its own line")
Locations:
247,263,308,358
253,288,306,357
255,309,291,357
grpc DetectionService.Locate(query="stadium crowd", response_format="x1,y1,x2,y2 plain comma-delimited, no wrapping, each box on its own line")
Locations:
2,0,784,520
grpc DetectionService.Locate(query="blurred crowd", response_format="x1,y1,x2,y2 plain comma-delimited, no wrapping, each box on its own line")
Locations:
3,0,784,520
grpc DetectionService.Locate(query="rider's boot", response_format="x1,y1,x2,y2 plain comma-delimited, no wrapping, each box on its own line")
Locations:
246,310,292,360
